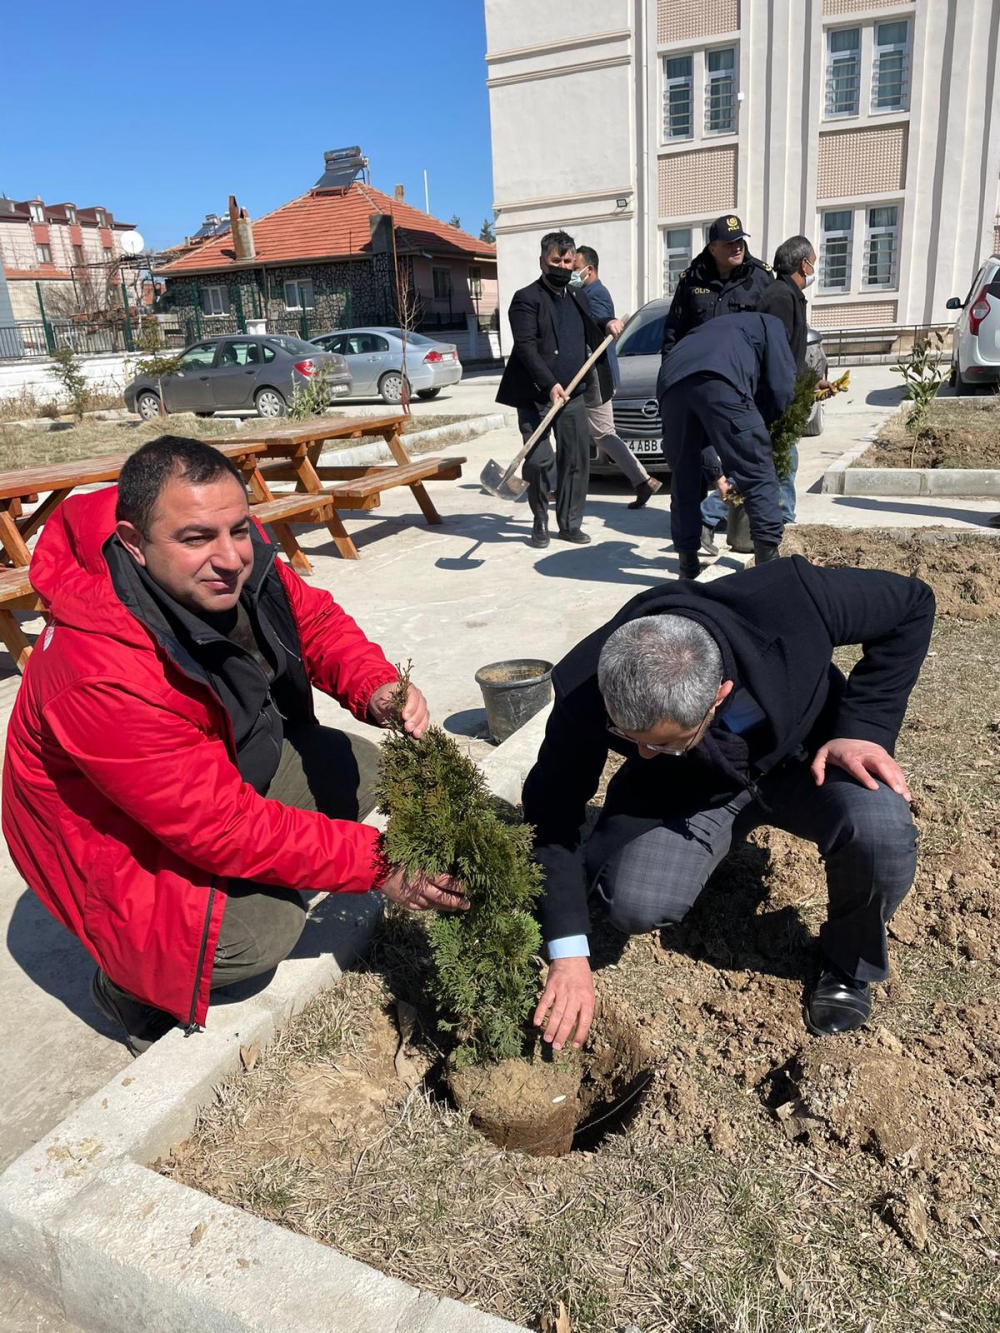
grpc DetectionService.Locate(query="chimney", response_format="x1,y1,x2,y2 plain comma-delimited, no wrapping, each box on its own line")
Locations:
228,194,256,261
394,184,404,203
369,212,393,254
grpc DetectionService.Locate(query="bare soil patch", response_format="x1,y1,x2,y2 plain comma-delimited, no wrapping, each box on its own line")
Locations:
853,397,1000,469
165,529,1000,1332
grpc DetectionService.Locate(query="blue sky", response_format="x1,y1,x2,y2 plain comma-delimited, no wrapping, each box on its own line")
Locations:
2,0,494,251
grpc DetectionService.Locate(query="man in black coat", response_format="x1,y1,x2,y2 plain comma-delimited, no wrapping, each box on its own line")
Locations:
496,231,615,548
523,559,934,1049
657,312,797,577
660,214,774,357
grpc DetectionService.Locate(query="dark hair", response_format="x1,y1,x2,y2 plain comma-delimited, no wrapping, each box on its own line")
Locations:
773,235,814,276
116,435,243,535
576,245,599,271
540,230,575,259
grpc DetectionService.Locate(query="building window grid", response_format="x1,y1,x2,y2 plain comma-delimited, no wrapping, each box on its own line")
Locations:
29,203,45,224
824,20,909,121
35,243,53,265
283,279,315,311
468,266,483,299
871,21,909,113
820,211,854,292
432,268,453,300
661,223,714,296
663,47,738,143
864,206,899,289
203,285,227,316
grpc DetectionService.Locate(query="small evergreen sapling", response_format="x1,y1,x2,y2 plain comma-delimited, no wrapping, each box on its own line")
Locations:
769,366,820,480
375,675,543,1068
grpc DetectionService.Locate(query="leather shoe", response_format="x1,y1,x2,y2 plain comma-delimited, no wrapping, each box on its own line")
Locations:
628,477,662,509
676,551,702,579
806,965,872,1036
529,521,550,549
555,528,591,545
700,524,720,556
753,541,780,565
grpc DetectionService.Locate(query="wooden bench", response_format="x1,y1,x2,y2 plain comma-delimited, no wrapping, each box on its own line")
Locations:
0,568,45,671
249,489,380,568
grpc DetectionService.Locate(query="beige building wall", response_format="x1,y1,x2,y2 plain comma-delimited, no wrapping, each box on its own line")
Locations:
485,0,1000,349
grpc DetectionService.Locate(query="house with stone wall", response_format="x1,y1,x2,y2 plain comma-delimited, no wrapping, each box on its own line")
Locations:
155,155,498,357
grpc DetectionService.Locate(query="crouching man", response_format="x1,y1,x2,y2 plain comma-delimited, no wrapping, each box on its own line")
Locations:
2,436,467,1056
522,558,933,1047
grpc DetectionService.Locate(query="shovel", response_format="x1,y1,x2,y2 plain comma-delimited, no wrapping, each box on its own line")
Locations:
480,334,614,500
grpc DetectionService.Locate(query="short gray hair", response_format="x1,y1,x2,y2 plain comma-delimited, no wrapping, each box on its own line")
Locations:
773,235,814,277
597,616,723,731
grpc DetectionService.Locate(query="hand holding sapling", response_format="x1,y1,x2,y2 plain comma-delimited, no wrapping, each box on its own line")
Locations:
368,680,430,736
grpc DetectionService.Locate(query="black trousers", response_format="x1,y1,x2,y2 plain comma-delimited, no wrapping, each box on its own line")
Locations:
661,373,784,553
211,723,380,989
518,393,590,531
592,762,917,984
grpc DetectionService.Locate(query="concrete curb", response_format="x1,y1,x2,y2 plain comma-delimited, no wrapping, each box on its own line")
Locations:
822,433,1000,497
0,726,538,1333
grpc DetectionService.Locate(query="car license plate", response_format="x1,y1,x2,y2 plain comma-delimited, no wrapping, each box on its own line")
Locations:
629,441,660,456
332,384,349,394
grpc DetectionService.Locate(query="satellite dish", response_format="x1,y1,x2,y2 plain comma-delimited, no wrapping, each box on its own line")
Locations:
119,230,144,255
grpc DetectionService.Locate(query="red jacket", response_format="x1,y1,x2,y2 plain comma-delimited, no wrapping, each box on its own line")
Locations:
2,488,398,1028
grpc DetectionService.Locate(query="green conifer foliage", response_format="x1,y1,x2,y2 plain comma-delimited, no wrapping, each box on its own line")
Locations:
769,367,820,480
376,722,543,1068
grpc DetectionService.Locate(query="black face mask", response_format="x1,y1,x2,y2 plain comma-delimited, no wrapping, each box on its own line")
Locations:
545,265,573,288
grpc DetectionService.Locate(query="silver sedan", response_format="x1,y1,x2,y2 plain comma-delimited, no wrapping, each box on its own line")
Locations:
310,327,463,404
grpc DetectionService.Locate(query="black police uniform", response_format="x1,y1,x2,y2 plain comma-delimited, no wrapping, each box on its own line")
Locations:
656,313,797,557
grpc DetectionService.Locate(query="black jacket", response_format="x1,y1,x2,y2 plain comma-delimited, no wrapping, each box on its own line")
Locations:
660,248,774,357
757,273,808,372
656,312,797,425
496,276,614,410
521,559,935,943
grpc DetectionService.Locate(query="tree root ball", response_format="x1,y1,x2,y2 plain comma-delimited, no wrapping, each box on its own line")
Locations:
450,1054,582,1156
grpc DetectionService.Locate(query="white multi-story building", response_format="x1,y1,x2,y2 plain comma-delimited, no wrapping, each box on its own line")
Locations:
485,0,1000,347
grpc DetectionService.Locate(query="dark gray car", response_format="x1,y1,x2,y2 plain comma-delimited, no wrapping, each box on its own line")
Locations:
124,334,352,420
595,298,828,475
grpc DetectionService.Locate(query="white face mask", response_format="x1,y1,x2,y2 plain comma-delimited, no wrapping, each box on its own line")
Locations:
569,268,586,288
803,271,816,288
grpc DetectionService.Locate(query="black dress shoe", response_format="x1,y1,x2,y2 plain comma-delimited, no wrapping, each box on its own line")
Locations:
627,478,662,510
529,522,550,548
753,541,780,565
806,965,872,1036
676,551,702,580
91,969,176,1057
700,524,720,556
555,528,591,545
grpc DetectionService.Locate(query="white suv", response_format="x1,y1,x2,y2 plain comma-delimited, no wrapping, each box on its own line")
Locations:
946,255,1000,395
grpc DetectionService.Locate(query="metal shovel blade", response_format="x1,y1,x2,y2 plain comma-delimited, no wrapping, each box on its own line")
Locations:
480,458,529,501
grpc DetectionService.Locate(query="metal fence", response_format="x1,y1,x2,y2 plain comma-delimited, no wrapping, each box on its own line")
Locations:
0,317,187,361
821,322,954,366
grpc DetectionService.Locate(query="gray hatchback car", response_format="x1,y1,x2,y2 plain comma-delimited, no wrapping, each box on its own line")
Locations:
124,334,352,420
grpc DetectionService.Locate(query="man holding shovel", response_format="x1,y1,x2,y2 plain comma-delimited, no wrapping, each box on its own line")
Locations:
496,231,615,548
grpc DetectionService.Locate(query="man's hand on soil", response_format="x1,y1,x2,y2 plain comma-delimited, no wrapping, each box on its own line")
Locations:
533,956,595,1051
811,738,911,801
380,866,470,912
368,682,430,737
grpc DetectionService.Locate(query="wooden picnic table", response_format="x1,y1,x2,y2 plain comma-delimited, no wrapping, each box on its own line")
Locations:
220,413,465,563
0,439,269,570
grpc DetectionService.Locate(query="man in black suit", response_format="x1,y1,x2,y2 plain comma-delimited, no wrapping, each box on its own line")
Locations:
496,231,615,548
522,559,934,1048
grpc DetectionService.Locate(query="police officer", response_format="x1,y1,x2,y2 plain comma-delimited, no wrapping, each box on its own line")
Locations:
660,214,774,357
657,312,796,579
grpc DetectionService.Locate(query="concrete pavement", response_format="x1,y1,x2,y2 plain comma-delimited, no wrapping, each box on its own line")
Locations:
0,362,994,1329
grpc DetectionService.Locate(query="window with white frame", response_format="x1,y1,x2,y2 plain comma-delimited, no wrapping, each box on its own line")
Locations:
95,210,108,227
29,202,45,223
35,244,52,265
705,48,737,134
283,279,314,310
663,55,694,139
825,28,861,117
202,284,228,315
662,228,693,296
864,205,899,288
872,20,909,112
820,210,854,291
66,207,76,224
468,266,482,299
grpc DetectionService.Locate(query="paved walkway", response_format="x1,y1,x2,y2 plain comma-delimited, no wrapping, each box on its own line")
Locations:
0,362,994,1328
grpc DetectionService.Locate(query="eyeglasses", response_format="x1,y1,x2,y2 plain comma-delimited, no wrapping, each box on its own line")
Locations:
607,701,717,756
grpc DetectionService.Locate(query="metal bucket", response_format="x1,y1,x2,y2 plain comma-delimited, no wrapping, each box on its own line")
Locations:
474,658,554,745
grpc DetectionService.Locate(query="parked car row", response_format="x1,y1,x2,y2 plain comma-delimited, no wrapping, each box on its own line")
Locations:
124,327,464,419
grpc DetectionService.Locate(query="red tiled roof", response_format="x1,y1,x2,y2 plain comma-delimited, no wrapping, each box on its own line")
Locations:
156,182,496,275
3,268,72,281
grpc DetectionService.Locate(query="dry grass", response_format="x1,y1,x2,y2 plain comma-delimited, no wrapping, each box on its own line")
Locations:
0,411,468,471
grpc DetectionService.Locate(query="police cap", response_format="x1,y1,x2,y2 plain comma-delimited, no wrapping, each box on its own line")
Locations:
708,214,749,243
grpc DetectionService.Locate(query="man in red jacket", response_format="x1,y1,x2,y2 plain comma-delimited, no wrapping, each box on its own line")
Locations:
2,435,467,1056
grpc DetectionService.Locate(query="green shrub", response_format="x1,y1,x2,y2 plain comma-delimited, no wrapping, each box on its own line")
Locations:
769,367,819,480
376,702,543,1068
50,346,90,421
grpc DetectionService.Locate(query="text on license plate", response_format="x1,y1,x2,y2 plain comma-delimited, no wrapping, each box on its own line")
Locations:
628,441,661,456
